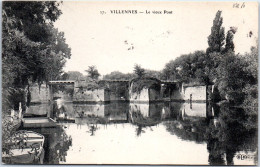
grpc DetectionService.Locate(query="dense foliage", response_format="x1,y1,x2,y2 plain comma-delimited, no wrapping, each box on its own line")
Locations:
104,69,163,81
130,77,161,93
162,51,208,83
61,71,85,80
161,11,257,106
2,1,71,110
105,82,129,98
85,65,100,80
206,10,225,54
103,71,137,80
133,64,145,78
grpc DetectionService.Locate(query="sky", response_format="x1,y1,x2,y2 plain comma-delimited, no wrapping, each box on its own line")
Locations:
54,1,258,76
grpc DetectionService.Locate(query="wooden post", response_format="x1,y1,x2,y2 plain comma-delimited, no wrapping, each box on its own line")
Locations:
18,102,22,119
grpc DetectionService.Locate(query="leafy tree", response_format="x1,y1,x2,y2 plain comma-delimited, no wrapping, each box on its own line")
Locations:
241,47,258,108
2,1,71,87
103,71,136,80
3,2,62,41
214,49,258,104
162,51,207,83
104,69,163,81
61,73,69,80
145,70,163,80
130,77,161,94
133,64,145,78
64,71,84,80
224,27,237,53
203,11,226,85
2,1,71,110
160,10,256,106
85,66,100,80
206,10,225,55
242,46,258,81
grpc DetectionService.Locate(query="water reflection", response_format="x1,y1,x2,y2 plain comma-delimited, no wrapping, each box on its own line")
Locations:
25,103,50,117
129,103,163,136
23,101,257,165
164,103,209,143
205,105,257,165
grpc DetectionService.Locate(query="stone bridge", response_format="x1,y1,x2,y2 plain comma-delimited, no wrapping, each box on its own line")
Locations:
30,79,211,103
46,79,182,102
45,80,179,101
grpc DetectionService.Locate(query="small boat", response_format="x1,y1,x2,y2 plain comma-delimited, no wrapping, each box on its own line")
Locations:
22,117,57,128
2,130,45,164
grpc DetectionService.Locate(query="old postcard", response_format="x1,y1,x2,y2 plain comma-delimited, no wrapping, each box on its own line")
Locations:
2,1,258,165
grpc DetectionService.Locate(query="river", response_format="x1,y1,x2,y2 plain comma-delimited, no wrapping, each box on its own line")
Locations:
21,101,257,165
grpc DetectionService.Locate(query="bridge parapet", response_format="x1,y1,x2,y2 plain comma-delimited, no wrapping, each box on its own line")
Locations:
99,80,129,83
48,79,179,85
160,80,180,84
48,80,76,85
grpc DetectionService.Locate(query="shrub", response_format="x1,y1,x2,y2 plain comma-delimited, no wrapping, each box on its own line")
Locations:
130,77,161,93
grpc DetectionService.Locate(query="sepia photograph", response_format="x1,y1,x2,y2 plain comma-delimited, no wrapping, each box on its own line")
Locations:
1,1,258,165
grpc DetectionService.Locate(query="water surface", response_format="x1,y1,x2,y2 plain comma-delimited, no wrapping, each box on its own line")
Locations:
23,101,257,165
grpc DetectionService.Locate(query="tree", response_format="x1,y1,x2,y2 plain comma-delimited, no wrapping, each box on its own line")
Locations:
2,1,71,110
214,49,258,104
206,10,225,55
133,64,145,78
162,51,208,83
203,11,226,85
2,1,71,87
65,71,84,80
103,71,136,80
224,27,237,53
61,73,69,80
85,66,100,80
145,70,163,79
241,46,258,108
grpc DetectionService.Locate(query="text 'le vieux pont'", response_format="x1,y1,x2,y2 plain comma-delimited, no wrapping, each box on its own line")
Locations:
108,10,173,14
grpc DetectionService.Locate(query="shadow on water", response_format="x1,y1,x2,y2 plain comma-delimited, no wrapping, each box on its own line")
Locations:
22,99,257,165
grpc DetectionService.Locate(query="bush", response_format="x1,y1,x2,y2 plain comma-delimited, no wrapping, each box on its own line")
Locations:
130,77,161,93
243,84,258,108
